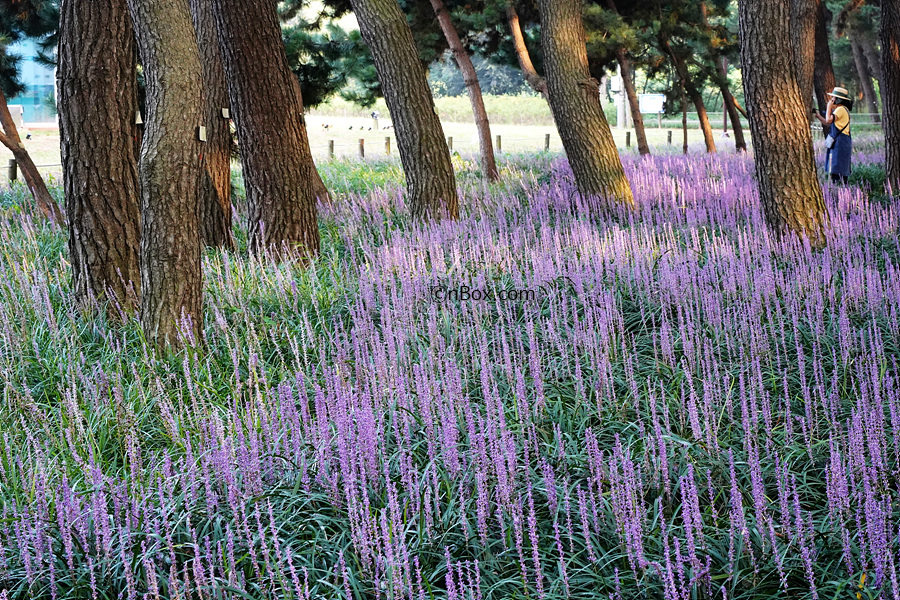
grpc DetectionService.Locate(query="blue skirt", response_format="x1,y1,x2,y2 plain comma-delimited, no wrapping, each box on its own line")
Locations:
826,134,852,177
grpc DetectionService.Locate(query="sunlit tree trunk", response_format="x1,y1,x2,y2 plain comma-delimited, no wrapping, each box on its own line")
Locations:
349,0,459,220
429,0,499,181
739,0,828,246
538,0,633,205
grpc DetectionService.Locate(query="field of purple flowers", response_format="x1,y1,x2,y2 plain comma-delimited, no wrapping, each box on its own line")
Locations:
0,137,897,599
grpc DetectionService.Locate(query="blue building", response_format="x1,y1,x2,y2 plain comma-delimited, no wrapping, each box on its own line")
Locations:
8,40,56,123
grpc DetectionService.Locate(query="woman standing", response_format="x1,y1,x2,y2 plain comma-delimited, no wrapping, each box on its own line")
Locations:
815,86,853,184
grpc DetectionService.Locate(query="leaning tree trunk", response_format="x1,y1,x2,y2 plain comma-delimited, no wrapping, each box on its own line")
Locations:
792,0,817,114
127,0,205,348
883,0,900,190
617,50,650,156
537,0,633,205
429,0,499,181
813,0,837,112
506,3,548,99
349,0,459,220
189,0,233,250
0,91,63,223
739,0,828,247
861,36,883,87
58,0,142,312
715,59,747,152
851,36,880,121
606,0,648,156
211,0,324,257
666,42,716,154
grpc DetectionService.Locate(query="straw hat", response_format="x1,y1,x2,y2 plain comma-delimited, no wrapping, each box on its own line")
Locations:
827,87,852,102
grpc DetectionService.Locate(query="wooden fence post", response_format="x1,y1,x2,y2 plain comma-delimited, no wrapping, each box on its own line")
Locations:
545,133,550,151
385,137,391,155
7,159,17,182
496,135,501,152
359,139,365,158
328,140,334,158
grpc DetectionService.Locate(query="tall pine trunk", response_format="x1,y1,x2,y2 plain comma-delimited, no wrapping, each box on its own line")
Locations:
813,0,837,112
606,0,648,156
850,37,879,121
506,3,547,98
127,0,205,348
883,0,900,190
666,41,716,154
58,0,142,312
429,0,499,181
349,0,459,220
211,0,323,257
715,60,747,152
739,0,827,247
189,0,233,250
537,0,633,206
617,51,650,156
0,91,63,223
792,0,817,114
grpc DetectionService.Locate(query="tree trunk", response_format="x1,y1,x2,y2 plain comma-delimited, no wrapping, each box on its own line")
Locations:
211,0,324,256
792,0,817,114
429,0,499,181
715,60,747,152
604,0,647,156
58,0,142,312
537,0,633,205
188,0,233,250
617,51,649,156
506,3,548,99
0,91,64,223
739,0,828,246
127,0,205,348
349,0,459,220
813,0,837,112
851,36,880,121
861,36,883,87
666,41,716,154
883,0,900,190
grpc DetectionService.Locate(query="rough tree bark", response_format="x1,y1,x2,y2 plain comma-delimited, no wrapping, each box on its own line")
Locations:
739,0,828,246
792,0,818,113
0,91,63,223
127,0,205,348
349,0,459,220
850,36,880,120
58,0,141,312
813,0,837,112
538,0,633,205
665,39,716,154
506,3,547,99
211,0,324,256
189,0,233,250
429,0,499,181
883,0,900,189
